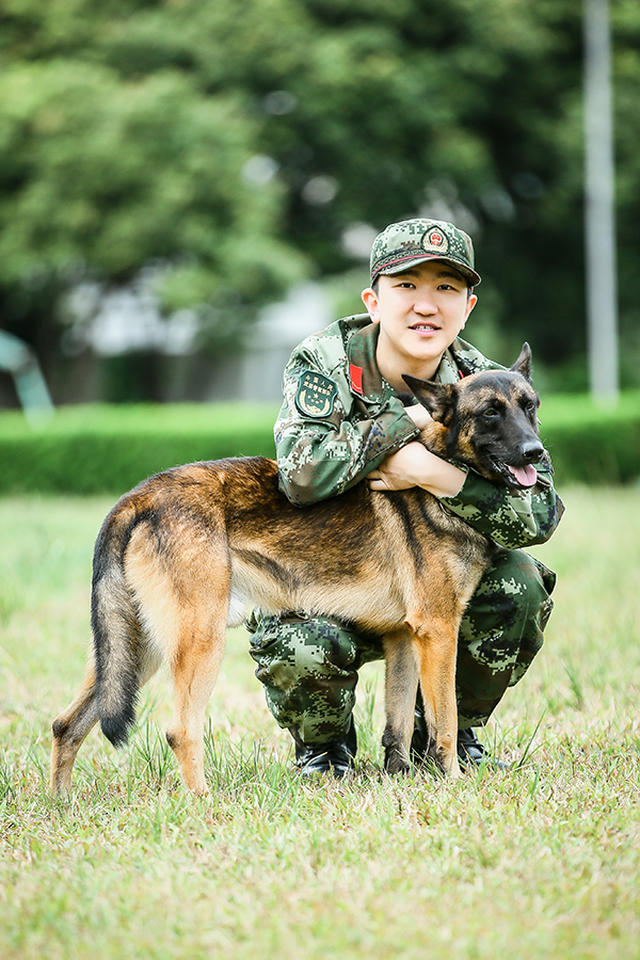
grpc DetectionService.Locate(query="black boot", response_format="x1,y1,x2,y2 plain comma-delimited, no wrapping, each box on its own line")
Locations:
291,716,357,779
411,691,507,770
457,726,508,770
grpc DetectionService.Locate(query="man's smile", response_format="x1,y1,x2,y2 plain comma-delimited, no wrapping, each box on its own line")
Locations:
409,321,441,333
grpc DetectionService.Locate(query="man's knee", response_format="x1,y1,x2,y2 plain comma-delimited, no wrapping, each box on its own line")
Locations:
247,612,361,743
248,612,360,690
508,552,556,634
469,550,555,623
456,552,557,723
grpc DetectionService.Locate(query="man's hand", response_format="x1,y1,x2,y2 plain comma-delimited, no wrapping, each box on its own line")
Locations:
403,403,432,430
368,442,467,498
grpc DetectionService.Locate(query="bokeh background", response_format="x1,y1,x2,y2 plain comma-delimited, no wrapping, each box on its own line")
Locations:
1,0,639,411
2,11,640,958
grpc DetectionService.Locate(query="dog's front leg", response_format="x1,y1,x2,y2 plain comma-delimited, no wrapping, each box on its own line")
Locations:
382,631,419,775
408,613,461,780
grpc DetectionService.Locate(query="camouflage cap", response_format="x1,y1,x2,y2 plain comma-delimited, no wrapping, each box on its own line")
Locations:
370,218,481,287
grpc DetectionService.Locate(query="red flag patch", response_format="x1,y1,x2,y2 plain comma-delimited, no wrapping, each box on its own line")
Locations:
349,363,364,396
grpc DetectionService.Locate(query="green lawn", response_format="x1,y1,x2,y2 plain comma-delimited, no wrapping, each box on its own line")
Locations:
1,488,639,959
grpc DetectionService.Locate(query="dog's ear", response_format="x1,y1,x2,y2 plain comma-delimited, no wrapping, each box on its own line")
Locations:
510,342,532,382
402,375,456,422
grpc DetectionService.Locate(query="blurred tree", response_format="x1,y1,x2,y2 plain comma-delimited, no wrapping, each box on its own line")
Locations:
1,0,639,395
0,1,309,389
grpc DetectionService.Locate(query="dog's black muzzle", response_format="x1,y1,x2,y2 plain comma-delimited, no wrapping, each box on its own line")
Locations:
520,440,544,463
480,435,546,490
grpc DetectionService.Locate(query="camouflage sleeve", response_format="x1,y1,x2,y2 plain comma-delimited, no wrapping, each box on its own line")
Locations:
275,356,418,506
439,461,564,548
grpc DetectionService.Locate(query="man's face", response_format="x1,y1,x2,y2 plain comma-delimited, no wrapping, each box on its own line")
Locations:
362,260,477,372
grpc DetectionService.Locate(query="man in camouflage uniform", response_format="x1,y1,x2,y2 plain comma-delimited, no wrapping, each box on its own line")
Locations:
248,217,563,777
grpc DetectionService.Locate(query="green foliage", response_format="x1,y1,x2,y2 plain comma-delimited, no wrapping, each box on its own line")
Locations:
0,56,304,294
0,394,638,494
0,3,309,364
540,391,640,484
0,404,279,494
2,0,640,388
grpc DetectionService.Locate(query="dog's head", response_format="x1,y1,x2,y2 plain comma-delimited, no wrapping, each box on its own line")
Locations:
403,343,546,490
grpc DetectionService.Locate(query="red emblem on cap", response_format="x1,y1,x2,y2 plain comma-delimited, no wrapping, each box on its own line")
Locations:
349,363,364,396
431,231,443,246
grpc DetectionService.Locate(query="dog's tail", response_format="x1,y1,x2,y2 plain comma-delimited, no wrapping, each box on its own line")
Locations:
91,499,147,748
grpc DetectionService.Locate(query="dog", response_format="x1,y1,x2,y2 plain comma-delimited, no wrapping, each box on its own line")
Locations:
50,343,545,794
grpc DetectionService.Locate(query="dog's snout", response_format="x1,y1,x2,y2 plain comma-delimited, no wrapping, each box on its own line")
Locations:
521,440,544,463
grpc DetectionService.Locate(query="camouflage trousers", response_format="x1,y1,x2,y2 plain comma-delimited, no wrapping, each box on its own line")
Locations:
248,550,556,744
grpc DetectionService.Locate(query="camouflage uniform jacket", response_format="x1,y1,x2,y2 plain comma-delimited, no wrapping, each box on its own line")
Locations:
275,313,563,550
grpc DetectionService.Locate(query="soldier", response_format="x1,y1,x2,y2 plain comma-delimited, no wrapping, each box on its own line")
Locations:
248,217,563,777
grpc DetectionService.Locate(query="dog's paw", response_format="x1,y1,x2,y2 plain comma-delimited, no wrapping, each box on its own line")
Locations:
383,746,411,776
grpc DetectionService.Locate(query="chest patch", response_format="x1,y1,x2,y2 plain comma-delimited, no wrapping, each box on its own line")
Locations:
295,371,338,418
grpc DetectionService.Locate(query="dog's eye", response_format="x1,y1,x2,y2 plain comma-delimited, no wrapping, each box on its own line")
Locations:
483,408,499,419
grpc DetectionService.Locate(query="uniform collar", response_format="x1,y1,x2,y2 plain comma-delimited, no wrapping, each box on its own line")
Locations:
346,317,465,400
346,320,387,402
435,348,463,384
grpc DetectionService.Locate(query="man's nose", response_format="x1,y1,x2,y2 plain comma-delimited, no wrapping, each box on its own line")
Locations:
412,293,437,313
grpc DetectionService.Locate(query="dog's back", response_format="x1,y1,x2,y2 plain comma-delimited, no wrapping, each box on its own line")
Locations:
51,346,545,793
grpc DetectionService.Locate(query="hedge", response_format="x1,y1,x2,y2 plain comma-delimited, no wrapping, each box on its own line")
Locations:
537,392,640,486
0,404,280,495
0,394,638,494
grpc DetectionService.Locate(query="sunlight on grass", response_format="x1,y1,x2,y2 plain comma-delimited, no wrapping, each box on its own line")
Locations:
1,488,639,960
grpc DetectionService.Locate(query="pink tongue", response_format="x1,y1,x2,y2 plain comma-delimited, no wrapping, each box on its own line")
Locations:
507,464,537,487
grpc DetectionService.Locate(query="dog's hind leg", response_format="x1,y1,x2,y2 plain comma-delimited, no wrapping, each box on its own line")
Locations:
165,602,228,796
382,631,419,775
51,644,162,794
50,663,99,795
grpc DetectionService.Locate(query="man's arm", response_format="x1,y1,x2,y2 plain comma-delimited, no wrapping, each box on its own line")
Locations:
368,440,468,499
369,443,563,548
275,351,419,505
439,464,564,548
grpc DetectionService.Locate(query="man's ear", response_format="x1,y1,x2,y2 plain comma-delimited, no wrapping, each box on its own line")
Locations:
461,292,478,329
510,342,532,382
402,375,456,422
361,287,380,324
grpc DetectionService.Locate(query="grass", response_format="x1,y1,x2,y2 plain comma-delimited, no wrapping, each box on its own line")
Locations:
1,488,639,959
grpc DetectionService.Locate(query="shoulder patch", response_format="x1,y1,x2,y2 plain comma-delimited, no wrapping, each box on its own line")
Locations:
295,371,338,418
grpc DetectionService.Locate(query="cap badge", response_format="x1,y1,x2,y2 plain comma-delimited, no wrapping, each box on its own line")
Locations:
423,226,449,255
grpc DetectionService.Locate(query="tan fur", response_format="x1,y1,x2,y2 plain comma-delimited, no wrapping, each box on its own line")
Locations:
51,356,542,794
50,664,98,794
50,456,487,794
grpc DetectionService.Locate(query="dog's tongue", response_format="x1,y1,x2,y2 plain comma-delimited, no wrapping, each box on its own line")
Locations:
507,464,538,487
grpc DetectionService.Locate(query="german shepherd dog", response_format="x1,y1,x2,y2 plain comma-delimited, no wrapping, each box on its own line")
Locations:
51,344,545,794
